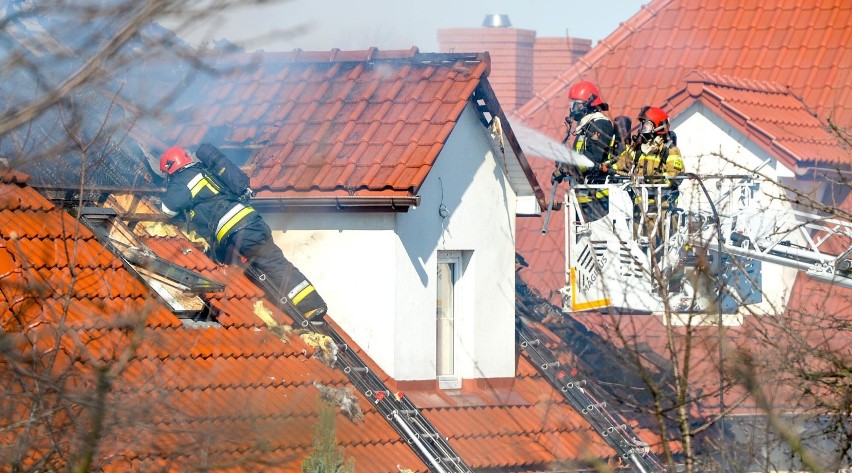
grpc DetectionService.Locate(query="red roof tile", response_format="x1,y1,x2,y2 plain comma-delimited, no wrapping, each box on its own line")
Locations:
0,179,427,471
517,0,851,153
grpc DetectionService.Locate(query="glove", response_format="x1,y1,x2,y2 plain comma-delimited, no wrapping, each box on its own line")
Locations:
551,168,566,184
594,162,615,175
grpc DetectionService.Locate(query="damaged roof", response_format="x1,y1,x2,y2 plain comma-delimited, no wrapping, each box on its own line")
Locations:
0,171,665,471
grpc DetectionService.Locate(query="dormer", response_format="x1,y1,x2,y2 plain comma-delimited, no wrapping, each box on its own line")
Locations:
153,48,546,387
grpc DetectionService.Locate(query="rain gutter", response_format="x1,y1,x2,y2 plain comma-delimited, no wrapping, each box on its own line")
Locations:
251,195,420,212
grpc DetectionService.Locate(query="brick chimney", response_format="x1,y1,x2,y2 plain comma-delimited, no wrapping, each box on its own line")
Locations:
438,15,592,112
533,37,592,93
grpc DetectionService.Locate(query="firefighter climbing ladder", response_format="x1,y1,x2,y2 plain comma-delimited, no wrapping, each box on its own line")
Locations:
77,205,470,472
266,284,473,473
516,318,668,473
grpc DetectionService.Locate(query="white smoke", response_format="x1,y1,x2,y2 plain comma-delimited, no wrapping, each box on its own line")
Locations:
511,120,594,168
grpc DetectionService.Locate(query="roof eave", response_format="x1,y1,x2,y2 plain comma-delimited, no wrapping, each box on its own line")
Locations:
475,80,547,212
251,195,420,212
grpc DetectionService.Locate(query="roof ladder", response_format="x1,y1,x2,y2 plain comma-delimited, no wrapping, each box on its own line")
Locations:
269,289,473,473
516,317,668,473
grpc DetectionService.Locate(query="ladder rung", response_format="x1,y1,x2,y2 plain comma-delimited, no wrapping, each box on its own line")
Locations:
344,366,369,374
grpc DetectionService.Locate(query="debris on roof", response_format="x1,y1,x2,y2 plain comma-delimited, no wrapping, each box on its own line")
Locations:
302,332,339,367
313,381,365,424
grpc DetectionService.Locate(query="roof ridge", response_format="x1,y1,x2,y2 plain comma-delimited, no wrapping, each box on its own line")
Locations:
0,168,31,184
516,0,677,120
683,70,789,94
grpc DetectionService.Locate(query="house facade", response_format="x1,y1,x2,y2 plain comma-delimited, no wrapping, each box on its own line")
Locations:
665,71,850,315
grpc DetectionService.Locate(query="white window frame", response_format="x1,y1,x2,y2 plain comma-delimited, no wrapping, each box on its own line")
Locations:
436,250,462,389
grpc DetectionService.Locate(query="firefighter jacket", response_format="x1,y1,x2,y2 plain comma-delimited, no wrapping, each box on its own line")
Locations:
161,163,261,244
572,112,616,172
613,136,684,181
555,111,616,179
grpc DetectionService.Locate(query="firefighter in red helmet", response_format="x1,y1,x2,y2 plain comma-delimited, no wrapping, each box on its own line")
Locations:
613,106,683,179
551,80,617,221
159,145,327,320
613,106,685,243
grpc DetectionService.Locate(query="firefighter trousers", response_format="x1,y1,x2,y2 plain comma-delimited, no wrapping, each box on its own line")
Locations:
223,220,327,318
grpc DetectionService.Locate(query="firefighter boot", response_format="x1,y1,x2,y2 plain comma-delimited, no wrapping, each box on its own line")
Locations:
287,280,327,320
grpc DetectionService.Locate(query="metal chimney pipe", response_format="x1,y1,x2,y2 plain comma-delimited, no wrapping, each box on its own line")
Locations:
482,14,512,28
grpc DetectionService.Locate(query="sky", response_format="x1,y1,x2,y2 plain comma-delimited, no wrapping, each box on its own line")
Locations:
180,0,648,53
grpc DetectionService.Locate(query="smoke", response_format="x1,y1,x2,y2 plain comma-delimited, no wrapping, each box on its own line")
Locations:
511,120,594,168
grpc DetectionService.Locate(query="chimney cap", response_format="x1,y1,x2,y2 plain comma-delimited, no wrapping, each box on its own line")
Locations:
482,14,512,28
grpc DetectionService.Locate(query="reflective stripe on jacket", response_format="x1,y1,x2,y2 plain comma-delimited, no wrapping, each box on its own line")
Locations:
161,164,259,243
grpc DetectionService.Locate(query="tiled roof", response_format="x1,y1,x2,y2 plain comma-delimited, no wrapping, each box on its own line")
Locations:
0,173,664,470
663,70,849,169
438,28,536,111
154,48,542,203
517,0,851,156
573,304,851,419
0,173,424,471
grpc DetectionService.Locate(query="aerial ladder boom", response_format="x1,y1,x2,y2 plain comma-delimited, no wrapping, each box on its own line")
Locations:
721,205,852,289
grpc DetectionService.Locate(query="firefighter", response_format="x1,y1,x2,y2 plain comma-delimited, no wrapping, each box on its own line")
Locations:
613,106,684,242
551,80,617,222
158,145,327,320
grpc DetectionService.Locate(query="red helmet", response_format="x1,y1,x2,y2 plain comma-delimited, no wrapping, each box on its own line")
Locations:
160,146,193,174
568,80,604,108
637,106,670,137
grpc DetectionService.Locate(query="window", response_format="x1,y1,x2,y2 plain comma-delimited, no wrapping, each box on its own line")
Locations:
436,251,462,389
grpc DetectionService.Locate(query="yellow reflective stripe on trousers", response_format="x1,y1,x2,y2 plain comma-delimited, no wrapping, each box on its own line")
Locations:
215,204,255,242
291,284,316,305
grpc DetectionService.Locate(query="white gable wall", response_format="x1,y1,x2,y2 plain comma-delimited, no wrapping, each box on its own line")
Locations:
262,102,519,381
393,102,517,381
263,211,400,368
672,104,826,315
